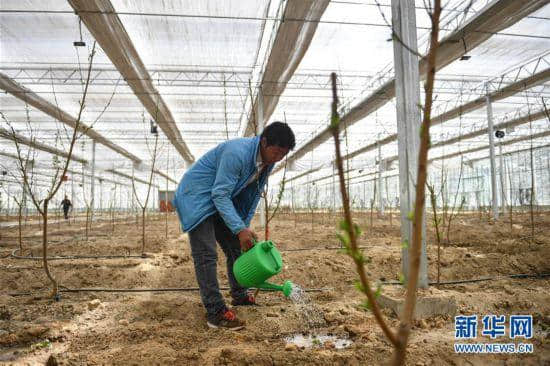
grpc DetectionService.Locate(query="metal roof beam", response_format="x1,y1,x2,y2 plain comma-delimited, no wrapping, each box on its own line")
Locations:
432,69,550,126
279,0,548,170
429,129,550,163
0,151,128,186
104,169,156,187
430,109,547,150
0,74,179,183
68,0,194,164
280,61,549,181
0,72,143,163
279,107,548,185
153,169,177,185
304,130,550,186
0,130,156,187
0,127,88,165
466,142,550,164
243,0,330,136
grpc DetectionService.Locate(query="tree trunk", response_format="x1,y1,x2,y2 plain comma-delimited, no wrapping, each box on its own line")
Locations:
42,200,58,298
370,203,374,228
85,207,90,241
18,204,23,253
141,208,146,255
165,206,168,239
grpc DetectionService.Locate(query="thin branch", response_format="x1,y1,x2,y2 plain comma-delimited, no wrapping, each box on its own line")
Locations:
330,72,399,347
393,1,441,364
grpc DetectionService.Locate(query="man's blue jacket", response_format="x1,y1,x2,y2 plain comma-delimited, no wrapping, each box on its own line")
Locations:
174,136,273,234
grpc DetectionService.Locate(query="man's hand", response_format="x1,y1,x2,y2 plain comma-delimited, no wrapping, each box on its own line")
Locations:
237,228,257,252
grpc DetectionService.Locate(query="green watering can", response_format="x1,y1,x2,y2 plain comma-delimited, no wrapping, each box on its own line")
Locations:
233,240,293,297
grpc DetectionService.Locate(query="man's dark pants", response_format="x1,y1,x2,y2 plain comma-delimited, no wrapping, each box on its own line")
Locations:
63,208,69,220
188,213,247,322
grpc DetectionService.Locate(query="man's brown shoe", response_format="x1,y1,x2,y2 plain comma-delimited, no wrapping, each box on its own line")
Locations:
207,308,245,330
231,294,257,306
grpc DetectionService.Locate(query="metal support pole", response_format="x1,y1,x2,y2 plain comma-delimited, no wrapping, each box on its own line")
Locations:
118,183,122,211
485,88,499,220
71,174,75,216
377,140,384,216
99,178,103,215
90,140,96,221
498,141,506,214
363,181,366,213
6,184,11,216
391,0,428,288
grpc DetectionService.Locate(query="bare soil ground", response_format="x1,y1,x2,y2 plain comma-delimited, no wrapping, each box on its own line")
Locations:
1,210,549,365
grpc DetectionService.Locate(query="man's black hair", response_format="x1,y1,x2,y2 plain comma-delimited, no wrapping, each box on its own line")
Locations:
260,122,296,150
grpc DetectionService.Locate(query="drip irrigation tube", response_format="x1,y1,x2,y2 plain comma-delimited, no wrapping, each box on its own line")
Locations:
380,272,550,286
10,248,146,261
8,286,330,297
281,246,368,252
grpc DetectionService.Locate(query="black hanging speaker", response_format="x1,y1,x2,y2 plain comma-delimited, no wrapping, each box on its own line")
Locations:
150,120,158,135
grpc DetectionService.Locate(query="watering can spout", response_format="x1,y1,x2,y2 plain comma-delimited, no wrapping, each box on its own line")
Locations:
257,280,293,297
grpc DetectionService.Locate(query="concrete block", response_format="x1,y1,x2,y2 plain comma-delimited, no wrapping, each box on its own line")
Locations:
376,288,456,319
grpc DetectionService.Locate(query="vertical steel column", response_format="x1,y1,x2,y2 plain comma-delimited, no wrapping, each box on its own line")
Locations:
485,86,499,220
291,184,294,212
5,184,10,216
118,184,122,211
90,140,96,221
126,186,130,213
99,178,103,215
71,174,75,215
377,139,384,216
391,0,428,288
363,181,366,213
499,142,506,214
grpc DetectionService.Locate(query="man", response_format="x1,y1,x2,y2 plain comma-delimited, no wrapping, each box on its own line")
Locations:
60,195,72,220
174,122,295,330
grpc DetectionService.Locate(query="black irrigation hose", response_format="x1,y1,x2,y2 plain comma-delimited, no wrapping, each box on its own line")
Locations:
380,272,550,286
59,287,329,293
281,246,368,252
8,286,330,297
9,274,548,297
10,248,146,261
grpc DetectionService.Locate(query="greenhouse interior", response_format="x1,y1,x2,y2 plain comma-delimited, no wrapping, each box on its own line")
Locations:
0,0,549,365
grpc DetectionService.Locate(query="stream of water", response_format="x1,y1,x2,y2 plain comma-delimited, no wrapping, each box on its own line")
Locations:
284,284,352,349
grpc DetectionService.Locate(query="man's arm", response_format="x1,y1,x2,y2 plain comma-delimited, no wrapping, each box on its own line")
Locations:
211,150,247,235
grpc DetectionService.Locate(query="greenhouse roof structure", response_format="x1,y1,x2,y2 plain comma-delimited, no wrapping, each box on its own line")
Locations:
0,0,549,190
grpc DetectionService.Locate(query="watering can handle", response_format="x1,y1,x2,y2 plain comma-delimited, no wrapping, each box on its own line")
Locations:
270,248,281,272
